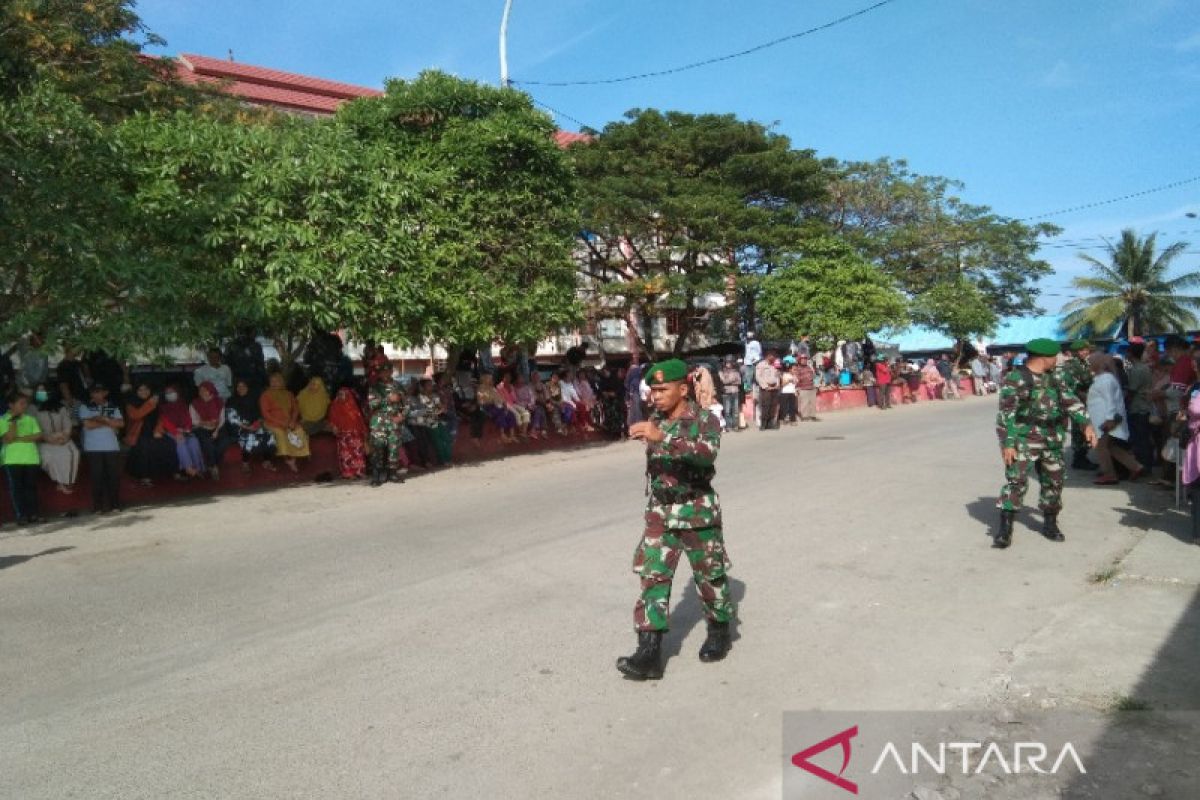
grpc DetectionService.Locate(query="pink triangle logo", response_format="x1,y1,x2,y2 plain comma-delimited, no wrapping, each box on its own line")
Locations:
791,725,859,794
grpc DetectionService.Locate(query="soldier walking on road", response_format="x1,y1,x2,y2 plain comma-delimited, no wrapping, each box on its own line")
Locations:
995,339,1097,548
617,359,735,680
1059,340,1096,470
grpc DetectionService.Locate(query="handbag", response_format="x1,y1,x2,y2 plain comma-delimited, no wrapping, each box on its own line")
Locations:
286,428,304,449
1162,438,1180,464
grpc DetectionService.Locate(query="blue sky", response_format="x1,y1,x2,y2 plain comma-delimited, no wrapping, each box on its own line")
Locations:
138,0,1200,312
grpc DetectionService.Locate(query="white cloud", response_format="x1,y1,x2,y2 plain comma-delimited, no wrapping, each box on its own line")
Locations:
1039,60,1077,89
515,16,617,74
1175,30,1200,51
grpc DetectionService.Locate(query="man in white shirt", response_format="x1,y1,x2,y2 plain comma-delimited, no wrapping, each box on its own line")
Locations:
194,348,233,400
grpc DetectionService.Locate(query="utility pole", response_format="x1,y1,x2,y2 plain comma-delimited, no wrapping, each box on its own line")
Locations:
499,0,514,87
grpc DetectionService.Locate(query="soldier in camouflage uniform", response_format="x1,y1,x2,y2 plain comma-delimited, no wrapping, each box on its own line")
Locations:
995,338,1096,548
617,358,735,680
1058,340,1096,470
367,381,409,487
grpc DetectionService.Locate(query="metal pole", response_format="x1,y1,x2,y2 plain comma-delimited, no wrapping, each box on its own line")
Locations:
499,0,514,87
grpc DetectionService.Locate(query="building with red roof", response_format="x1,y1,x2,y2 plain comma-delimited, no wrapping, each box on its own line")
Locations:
168,53,591,150
172,53,382,116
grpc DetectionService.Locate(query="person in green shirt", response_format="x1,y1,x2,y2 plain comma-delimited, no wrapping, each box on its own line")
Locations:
1,392,44,525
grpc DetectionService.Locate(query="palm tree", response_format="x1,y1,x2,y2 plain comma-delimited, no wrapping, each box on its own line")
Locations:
1061,229,1200,338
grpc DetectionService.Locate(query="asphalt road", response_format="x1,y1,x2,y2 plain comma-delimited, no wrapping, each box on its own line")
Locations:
3,396,1198,799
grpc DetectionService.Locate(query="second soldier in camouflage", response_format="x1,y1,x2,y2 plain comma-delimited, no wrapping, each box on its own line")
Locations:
994,338,1096,548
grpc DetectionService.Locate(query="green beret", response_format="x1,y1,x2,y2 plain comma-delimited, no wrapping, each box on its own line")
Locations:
645,358,689,385
1026,338,1061,357
1069,339,1091,352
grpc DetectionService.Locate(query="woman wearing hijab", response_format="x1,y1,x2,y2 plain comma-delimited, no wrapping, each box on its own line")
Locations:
1087,353,1143,485
548,371,574,430
157,383,204,479
34,384,80,493
226,378,276,472
476,373,518,444
920,358,945,401
190,381,228,479
328,386,368,480
124,382,179,485
297,375,331,436
260,371,310,472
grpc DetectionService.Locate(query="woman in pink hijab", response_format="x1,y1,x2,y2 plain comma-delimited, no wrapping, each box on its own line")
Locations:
920,359,945,400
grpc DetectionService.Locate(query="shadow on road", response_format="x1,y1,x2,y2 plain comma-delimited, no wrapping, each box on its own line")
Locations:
662,577,747,661
0,545,75,571
1061,585,1200,798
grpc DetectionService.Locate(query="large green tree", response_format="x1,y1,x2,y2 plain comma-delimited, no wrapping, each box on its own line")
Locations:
0,0,218,119
757,237,908,342
571,109,830,354
118,71,581,358
819,158,1059,319
336,71,581,351
1062,229,1200,337
907,275,998,342
0,0,238,357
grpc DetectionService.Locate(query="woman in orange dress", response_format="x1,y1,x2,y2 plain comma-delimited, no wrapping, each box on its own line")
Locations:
259,371,310,472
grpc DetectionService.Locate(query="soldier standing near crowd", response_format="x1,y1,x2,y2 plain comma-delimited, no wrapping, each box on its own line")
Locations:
995,339,1097,548
1058,339,1096,470
617,359,735,680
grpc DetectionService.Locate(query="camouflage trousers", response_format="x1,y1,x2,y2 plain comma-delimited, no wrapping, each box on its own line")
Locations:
369,432,408,472
998,440,1065,513
632,522,735,632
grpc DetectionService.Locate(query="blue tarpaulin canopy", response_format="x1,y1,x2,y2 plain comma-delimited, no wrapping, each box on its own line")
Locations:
890,314,1093,353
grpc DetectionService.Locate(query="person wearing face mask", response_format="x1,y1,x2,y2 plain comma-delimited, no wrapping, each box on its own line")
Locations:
124,382,179,486
157,383,204,479
33,384,80,494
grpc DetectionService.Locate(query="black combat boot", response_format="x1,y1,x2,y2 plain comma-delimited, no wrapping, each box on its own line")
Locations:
698,620,732,663
1042,512,1064,542
369,455,384,488
616,631,664,680
994,510,1015,549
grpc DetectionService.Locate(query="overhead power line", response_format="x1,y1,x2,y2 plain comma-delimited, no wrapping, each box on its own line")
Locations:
528,95,592,130
513,0,901,87
1020,174,1200,221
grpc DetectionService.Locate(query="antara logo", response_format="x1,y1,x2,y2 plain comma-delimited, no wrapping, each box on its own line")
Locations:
790,725,1087,795
791,725,860,794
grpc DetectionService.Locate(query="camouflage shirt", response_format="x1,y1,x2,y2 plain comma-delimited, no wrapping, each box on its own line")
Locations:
1057,357,1092,404
368,384,406,440
645,401,722,530
995,367,1090,449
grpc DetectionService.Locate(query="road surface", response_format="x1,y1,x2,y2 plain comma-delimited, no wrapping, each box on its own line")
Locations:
3,397,1198,798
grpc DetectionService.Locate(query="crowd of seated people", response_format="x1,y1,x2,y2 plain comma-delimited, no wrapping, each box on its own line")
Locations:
0,336,654,524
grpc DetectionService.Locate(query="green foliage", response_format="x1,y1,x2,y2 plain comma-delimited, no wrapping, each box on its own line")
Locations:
757,237,908,341
0,83,228,357
908,275,998,340
821,158,1059,317
336,71,581,347
0,0,221,121
117,71,580,351
572,109,831,353
1062,229,1200,338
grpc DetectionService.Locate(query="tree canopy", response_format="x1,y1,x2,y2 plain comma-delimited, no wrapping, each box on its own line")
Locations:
757,237,908,342
571,109,830,354
818,158,1059,318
